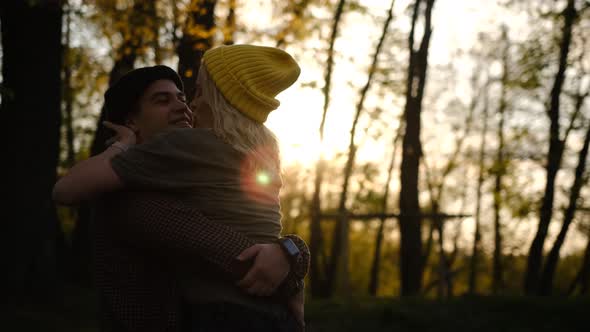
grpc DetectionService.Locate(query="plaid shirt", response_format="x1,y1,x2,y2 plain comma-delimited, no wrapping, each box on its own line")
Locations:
94,191,309,332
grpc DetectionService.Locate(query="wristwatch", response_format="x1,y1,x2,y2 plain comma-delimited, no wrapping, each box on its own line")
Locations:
276,237,301,263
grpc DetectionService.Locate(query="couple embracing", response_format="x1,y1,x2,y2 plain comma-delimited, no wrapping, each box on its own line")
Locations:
54,44,309,332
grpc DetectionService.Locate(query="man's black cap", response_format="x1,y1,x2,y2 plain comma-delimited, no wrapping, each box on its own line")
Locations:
104,65,184,124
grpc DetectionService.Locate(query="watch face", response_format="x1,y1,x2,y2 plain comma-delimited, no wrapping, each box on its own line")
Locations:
283,239,300,256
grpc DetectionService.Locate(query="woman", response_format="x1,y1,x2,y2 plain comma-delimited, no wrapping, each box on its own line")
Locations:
54,45,304,331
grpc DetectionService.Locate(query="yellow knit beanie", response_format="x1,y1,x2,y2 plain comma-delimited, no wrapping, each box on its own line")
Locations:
202,44,301,123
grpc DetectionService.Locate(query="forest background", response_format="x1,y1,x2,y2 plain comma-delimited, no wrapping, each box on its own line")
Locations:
2,0,590,331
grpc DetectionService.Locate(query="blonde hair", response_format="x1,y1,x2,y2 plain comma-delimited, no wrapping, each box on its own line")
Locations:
194,64,282,178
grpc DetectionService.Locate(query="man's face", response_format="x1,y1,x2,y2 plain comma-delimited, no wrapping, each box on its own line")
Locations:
130,79,193,142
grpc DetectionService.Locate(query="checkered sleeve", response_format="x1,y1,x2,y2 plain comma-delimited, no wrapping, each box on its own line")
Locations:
109,192,308,296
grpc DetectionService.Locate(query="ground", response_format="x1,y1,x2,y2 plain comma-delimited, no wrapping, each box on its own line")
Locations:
6,286,589,332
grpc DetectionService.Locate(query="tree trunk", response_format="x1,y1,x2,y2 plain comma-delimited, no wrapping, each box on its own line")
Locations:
446,190,467,297
63,1,75,167
421,219,435,274
309,161,328,298
422,73,475,298
398,0,435,296
579,239,590,295
524,0,576,295
567,232,590,296
434,205,448,299
223,0,236,45
468,82,489,295
369,118,402,296
152,2,163,64
492,27,509,294
0,0,63,301
309,0,346,299
177,0,217,102
328,0,395,296
539,117,590,295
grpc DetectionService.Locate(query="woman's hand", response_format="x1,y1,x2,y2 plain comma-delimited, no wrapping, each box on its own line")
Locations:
103,121,137,145
52,122,127,204
235,243,290,296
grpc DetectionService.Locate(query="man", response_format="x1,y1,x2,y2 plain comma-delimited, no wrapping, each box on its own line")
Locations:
54,65,308,331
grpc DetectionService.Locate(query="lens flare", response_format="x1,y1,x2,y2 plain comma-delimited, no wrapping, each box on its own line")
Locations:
256,171,271,186
240,146,279,204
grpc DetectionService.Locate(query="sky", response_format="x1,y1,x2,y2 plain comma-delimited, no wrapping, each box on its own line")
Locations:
252,0,529,167
236,0,588,255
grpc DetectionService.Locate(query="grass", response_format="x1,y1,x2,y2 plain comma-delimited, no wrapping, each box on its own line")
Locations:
306,295,589,331
6,287,589,332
